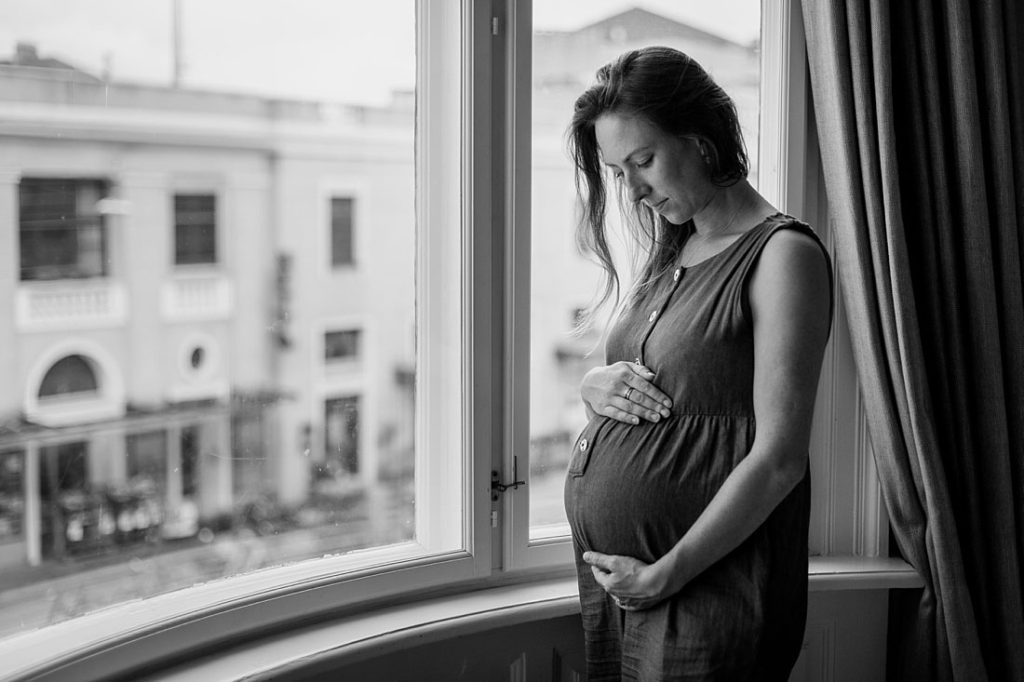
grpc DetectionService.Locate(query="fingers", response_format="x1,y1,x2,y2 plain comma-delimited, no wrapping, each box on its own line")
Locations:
606,397,666,425
582,551,615,572
611,595,653,611
590,362,673,424
625,362,656,381
621,364,673,416
606,403,642,425
583,552,658,611
622,392,671,422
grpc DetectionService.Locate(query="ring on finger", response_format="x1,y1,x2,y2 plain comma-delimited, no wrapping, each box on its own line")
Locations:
624,387,634,401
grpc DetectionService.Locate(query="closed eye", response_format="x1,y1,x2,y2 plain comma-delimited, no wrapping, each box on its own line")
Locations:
635,155,653,168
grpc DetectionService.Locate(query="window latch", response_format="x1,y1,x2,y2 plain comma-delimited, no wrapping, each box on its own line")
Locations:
491,458,525,499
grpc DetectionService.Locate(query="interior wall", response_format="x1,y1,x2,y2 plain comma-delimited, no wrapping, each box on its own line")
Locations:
289,589,892,682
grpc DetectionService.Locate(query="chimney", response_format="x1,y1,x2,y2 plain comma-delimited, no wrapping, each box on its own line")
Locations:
15,42,39,65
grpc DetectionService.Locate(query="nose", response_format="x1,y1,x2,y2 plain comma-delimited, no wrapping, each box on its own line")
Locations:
624,174,649,203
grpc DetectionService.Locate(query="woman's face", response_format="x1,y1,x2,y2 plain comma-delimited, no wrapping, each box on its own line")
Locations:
594,111,713,226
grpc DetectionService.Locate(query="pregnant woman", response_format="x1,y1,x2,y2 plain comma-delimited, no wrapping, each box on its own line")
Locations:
563,47,833,681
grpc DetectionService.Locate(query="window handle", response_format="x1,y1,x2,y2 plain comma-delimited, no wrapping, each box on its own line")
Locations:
491,458,525,499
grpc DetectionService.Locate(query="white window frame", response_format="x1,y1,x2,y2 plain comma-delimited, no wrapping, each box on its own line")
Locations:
169,179,225,272
503,0,888,567
1,3,487,679
0,2,889,680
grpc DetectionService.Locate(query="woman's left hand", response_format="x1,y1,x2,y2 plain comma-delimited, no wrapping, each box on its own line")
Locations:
582,551,672,611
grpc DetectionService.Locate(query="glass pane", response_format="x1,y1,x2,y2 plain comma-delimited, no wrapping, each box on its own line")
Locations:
0,0,419,641
174,194,217,265
529,2,762,537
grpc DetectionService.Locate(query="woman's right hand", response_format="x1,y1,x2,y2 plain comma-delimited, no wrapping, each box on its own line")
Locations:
581,362,673,424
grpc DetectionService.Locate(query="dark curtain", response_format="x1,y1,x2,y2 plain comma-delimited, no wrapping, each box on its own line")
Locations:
801,0,1024,680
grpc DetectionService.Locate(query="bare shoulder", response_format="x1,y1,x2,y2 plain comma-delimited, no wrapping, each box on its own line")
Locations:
752,228,830,291
749,227,831,331
762,227,828,270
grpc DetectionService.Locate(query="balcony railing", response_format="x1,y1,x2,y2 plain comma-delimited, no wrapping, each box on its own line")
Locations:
16,281,127,331
161,273,234,321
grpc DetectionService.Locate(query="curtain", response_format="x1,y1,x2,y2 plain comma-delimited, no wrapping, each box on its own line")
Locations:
801,1,1024,680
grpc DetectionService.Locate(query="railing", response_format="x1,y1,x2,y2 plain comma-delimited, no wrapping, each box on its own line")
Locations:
161,274,233,321
15,281,127,331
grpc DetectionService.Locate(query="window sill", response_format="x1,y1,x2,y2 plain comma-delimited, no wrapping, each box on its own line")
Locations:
807,555,923,592
140,556,922,681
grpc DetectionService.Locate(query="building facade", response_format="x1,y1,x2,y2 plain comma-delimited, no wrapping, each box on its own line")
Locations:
0,48,417,569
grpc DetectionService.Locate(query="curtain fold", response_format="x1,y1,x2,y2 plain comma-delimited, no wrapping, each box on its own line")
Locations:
802,0,1024,679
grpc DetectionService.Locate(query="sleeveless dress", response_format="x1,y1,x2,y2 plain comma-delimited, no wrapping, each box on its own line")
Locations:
564,215,832,681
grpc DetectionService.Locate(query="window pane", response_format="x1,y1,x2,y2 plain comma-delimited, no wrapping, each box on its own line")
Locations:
325,329,361,361
38,355,99,398
174,194,217,265
0,450,26,542
330,197,355,266
0,0,425,642
529,3,762,536
19,178,108,280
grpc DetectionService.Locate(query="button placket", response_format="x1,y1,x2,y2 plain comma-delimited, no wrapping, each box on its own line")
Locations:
636,263,683,369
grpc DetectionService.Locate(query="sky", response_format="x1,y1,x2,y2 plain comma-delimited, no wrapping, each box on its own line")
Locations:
0,1,760,106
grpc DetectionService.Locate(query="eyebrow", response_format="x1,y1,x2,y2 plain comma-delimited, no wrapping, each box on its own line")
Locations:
601,146,653,169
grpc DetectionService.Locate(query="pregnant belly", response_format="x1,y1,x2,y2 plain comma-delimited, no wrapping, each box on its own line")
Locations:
564,414,753,563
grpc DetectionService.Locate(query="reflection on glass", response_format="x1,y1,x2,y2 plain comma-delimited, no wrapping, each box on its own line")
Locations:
529,2,761,537
0,0,416,640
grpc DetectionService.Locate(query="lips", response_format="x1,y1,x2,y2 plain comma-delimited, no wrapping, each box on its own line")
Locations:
651,198,668,211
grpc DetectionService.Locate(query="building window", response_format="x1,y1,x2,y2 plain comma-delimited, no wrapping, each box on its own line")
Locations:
325,329,361,362
180,426,200,499
38,355,99,399
174,194,217,265
325,396,360,476
0,450,25,541
330,197,355,267
232,411,267,499
39,441,89,558
126,431,168,491
19,178,108,281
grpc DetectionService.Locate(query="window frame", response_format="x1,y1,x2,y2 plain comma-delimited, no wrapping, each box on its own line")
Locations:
0,2,888,680
329,196,356,268
323,328,363,363
504,0,887,566
172,192,219,267
1,3,489,679
501,0,831,568
18,177,110,282
320,181,365,273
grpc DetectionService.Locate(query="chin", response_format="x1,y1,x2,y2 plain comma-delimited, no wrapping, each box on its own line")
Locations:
661,212,688,226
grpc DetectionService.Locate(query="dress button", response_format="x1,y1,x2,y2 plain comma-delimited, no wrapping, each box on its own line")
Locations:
649,310,658,322
673,268,681,281
579,438,589,451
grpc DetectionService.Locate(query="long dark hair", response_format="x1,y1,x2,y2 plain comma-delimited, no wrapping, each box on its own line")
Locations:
567,46,748,325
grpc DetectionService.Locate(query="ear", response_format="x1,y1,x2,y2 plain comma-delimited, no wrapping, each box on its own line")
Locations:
697,140,711,164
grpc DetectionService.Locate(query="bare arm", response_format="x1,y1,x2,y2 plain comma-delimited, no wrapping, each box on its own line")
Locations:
585,230,831,608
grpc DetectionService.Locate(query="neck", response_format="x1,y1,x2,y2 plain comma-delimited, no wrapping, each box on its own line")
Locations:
691,180,767,238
